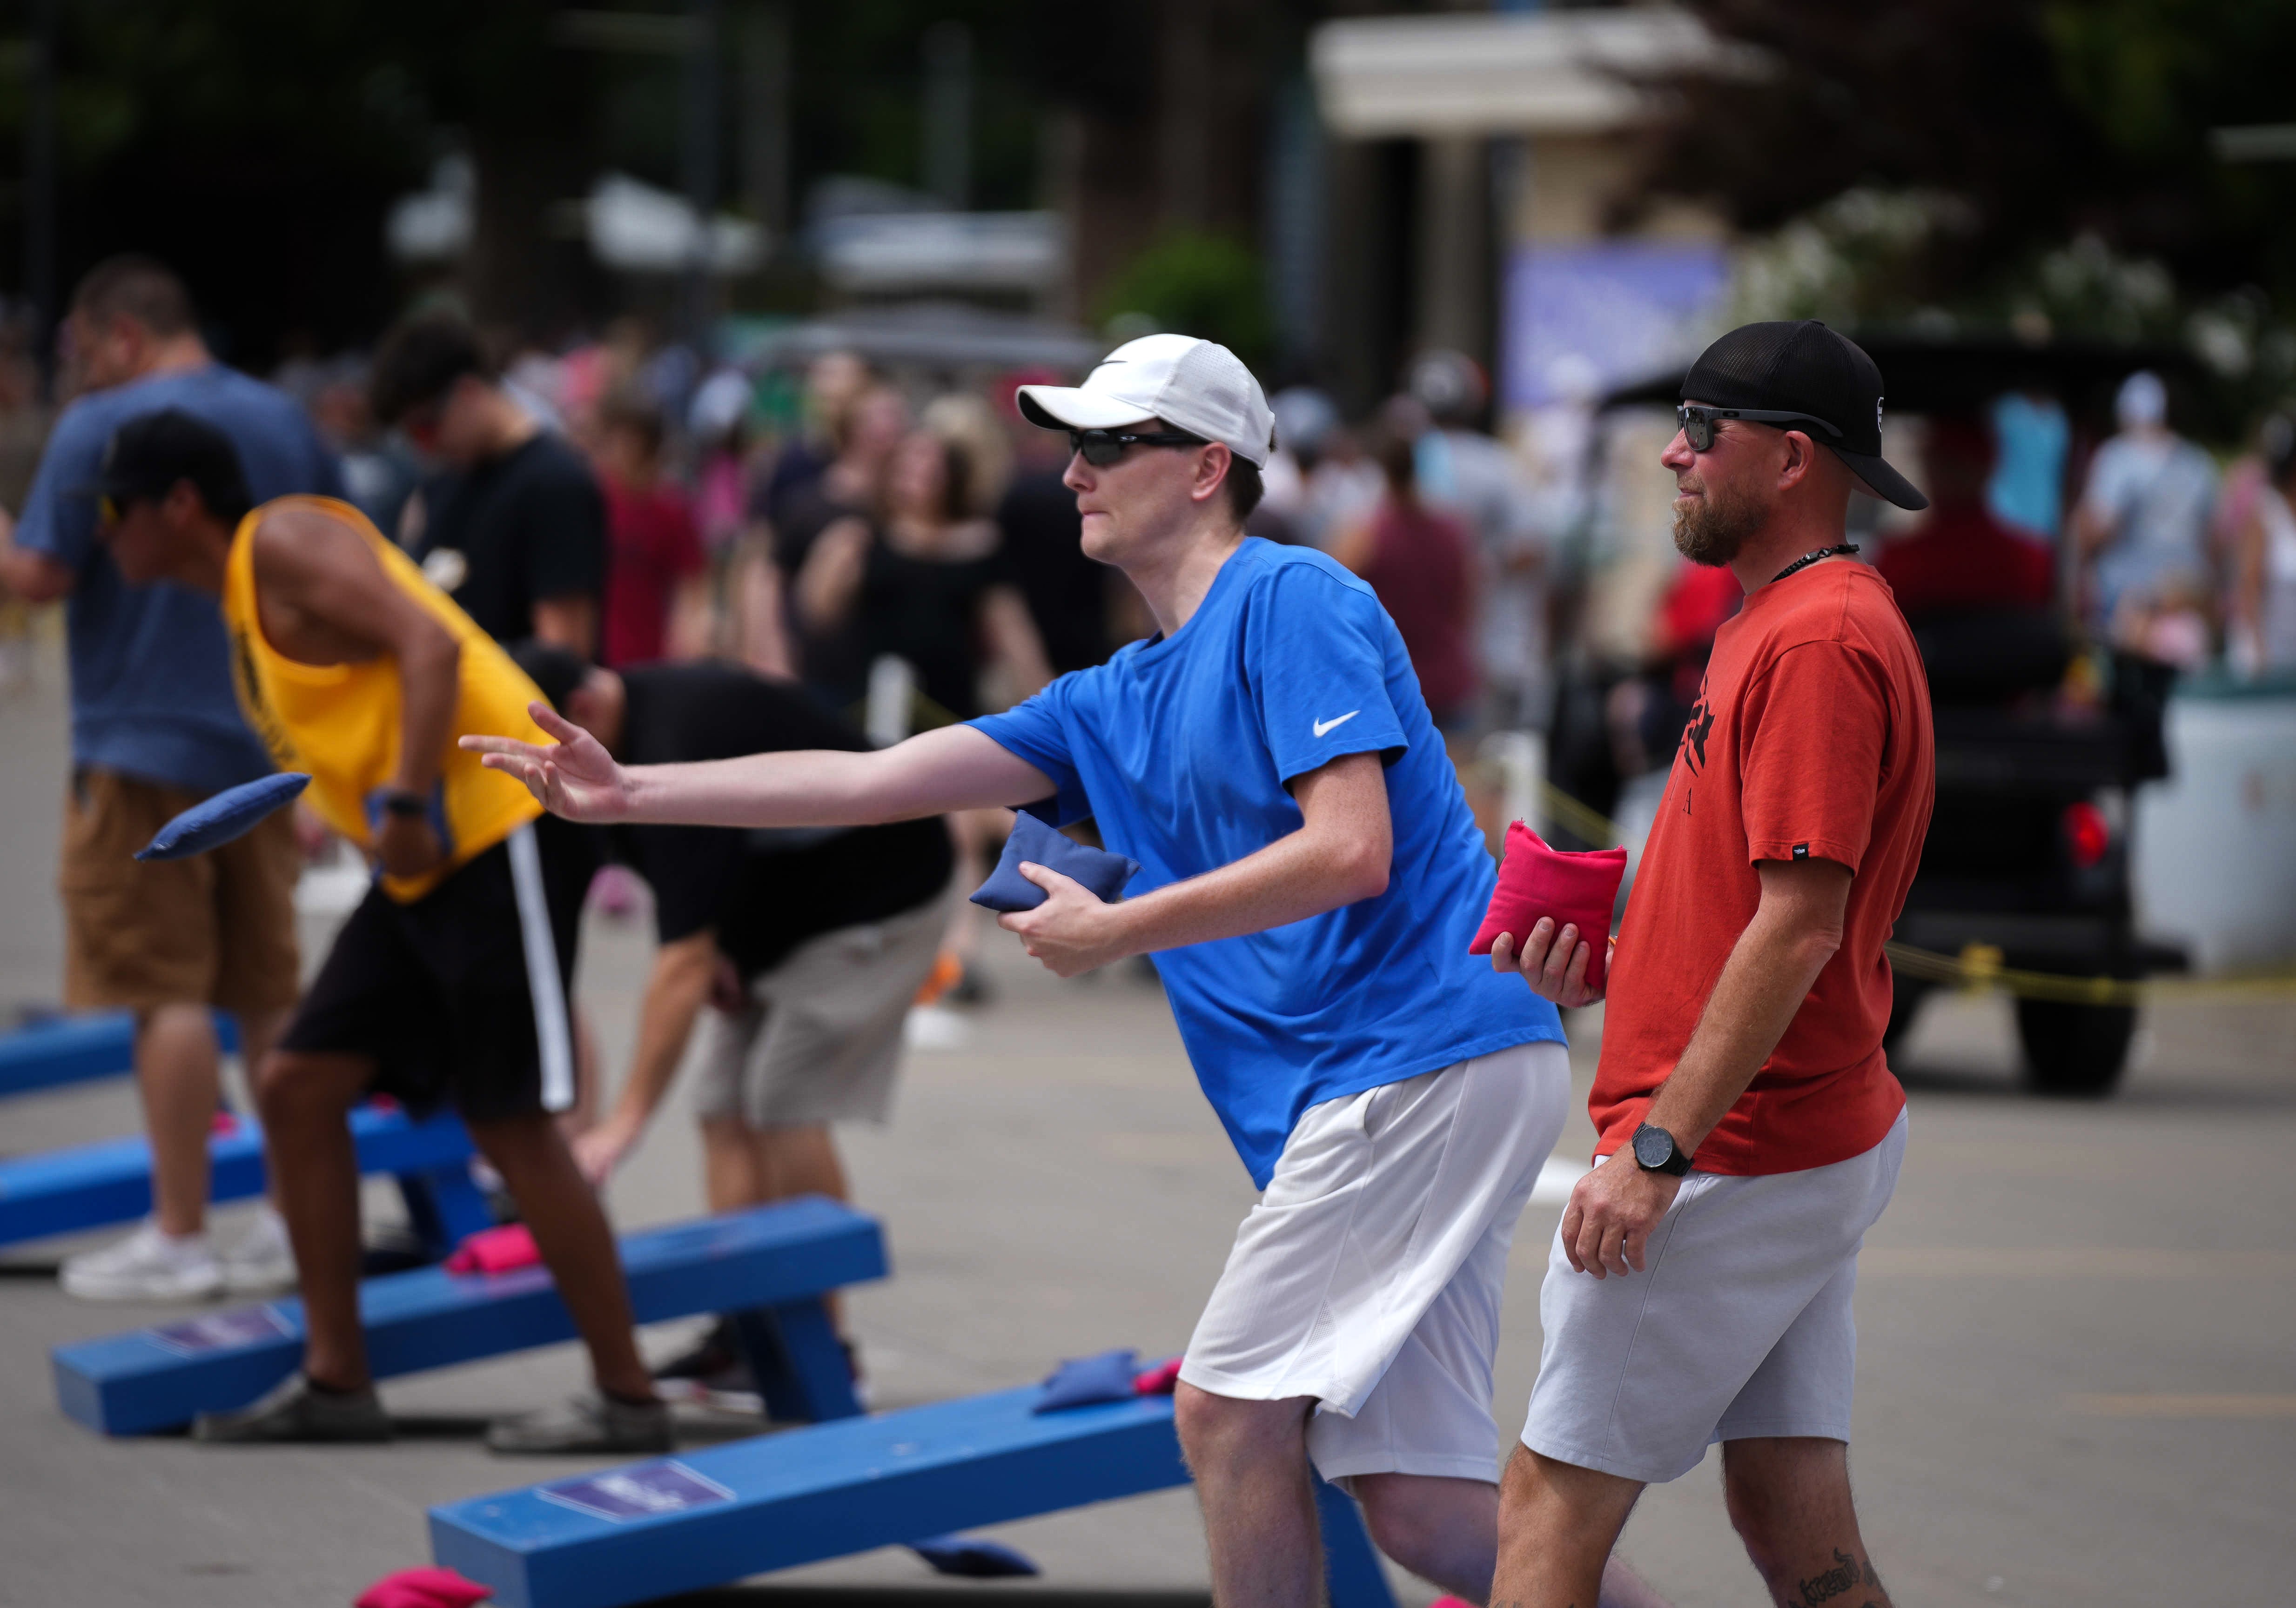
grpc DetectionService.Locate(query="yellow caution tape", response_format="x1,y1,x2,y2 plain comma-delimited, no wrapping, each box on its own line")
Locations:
1531,781,2296,1005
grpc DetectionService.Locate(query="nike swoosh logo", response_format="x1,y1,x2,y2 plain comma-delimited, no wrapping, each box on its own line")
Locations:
1312,710,1361,738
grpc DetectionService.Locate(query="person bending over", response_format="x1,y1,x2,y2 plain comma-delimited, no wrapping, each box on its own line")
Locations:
513,644,955,1400
93,408,664,1455
471,335,1665,1607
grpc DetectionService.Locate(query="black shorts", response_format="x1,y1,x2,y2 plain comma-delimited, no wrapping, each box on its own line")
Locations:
280,813,597,1124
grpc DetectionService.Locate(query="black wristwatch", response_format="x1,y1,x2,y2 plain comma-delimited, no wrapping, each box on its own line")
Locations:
379,788,430,819
1631,1123,1693,1177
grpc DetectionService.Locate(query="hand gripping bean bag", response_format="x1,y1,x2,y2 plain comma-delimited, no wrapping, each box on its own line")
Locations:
969,811,1140,913
1468,821,1627,993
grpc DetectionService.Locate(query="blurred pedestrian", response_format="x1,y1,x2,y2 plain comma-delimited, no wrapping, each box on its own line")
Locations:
1410,350,1551,732
1335,426,1479,734
797,427,1051,725
0,255,335,1302
2070,370,2217,647
372,311,607,657
1987,386,2069,540
1874,414,2055,618
595,389,709,669
2229,413,2296,677
774,382,909,710
513,645,955,1403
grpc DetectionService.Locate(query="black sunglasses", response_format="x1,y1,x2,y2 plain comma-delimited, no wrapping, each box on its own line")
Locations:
1675,403,1842,454
1067,426,1206,467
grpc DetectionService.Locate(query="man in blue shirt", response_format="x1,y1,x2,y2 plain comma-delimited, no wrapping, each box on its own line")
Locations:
466,336,1660,1608
0,255,340,1303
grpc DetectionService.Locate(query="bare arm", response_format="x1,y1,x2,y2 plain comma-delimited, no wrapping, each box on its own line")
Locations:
979,583,1053,700
0,507,74,602
531,594,597,657
464,710,1057,829
572,930,718,1182
254,506,461,877
793,515,870,632
1560,856,1851,1279
733,533,796,678
998,751,1391,977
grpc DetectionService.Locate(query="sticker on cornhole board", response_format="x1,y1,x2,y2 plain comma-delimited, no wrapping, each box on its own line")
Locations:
150,1306,295,1355
538,1461,734,1522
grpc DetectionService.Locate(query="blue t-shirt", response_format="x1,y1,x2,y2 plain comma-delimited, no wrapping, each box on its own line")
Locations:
15,366,343,795
971,538,1564,1186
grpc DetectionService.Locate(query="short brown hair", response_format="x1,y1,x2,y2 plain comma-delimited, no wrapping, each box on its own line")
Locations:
369,310,495,425
1223,453,1264,522
70,255,195,338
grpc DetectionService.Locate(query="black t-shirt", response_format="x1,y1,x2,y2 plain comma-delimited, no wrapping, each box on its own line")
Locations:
607,663,953,977
414,431,607,644
996,467,1112,674
860,541,1009,723
773,485,874,715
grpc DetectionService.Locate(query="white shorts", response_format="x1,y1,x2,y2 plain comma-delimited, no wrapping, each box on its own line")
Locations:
689,883,953,1127
1521,1107,1908,1485
1180,1041,1571,1484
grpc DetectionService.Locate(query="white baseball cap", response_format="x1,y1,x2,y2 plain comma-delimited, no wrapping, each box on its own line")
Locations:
1016,333,1276,467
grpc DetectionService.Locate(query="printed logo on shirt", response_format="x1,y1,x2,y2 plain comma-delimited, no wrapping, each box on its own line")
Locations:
1312,710,1360,738
1793,843,1810,861
1678,676,1716,777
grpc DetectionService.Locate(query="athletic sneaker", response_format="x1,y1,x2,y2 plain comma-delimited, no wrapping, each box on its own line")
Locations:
219,1207,297,1295
651,1316,749,1405
60,1221,223,1302
193,1376,394,1443
485,1391,675,1455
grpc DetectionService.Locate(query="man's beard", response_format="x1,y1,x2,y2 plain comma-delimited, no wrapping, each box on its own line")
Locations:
1672,477,1766,566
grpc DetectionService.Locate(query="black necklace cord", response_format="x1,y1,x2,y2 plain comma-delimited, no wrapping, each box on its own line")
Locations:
1771,543,1860,583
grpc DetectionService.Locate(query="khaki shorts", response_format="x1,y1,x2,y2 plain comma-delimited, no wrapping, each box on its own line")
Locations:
690,881,953,1128
60,767,302,1017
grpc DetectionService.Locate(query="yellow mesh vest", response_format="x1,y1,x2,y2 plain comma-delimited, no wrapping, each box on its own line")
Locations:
222,496,550,902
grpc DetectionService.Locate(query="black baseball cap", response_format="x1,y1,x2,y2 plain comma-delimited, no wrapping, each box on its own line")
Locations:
1679,321,1927,511
85,408,253,523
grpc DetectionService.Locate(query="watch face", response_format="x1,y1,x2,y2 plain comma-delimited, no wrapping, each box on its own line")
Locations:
1633,1126,1671,1168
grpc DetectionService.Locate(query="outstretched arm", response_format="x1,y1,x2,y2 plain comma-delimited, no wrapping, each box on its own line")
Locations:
463,711,1057,829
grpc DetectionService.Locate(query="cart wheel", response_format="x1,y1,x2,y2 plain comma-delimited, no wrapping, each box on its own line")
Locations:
2014,998,2136,1096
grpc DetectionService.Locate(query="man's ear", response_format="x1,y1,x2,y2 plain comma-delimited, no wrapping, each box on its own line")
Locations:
161,478,205,529
1776,429,1818,492
1191,442,1232,505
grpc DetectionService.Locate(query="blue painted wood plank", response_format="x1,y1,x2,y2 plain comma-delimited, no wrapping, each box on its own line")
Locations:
431,1388,1186,1608
52,1197,886,1435
0,1010,239,1099
0,1102,471,1248
430,1386,1396,1608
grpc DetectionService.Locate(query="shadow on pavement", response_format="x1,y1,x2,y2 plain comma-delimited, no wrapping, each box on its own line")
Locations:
651,1592,1209,1608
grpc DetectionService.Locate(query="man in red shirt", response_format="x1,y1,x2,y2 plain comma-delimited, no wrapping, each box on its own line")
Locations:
1874,412,2055,617
1489,322,1935,1607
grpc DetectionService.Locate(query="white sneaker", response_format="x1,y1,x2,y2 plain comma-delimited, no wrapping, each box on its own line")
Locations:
60,1221,223,1302
219,1207,298,1294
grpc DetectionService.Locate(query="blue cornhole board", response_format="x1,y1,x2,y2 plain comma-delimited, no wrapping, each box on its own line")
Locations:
0,1009,240,1099
0,1101,483,1252
54,1196,883,1436
430,1385,1399,1608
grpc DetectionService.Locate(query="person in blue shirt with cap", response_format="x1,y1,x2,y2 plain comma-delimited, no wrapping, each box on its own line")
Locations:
465,334,1664,1608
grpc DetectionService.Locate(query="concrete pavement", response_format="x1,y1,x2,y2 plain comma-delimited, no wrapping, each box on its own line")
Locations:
1,633,2291,1606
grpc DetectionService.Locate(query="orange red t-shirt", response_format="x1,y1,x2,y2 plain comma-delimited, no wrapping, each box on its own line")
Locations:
1589,560,1934,1175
